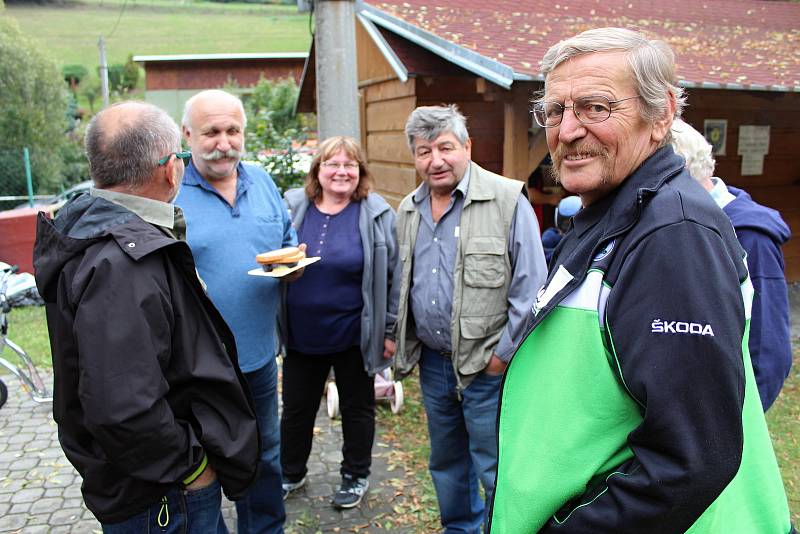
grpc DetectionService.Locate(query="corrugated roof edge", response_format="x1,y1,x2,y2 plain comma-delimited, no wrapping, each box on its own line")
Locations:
133,52,308,62
357,12,409,83
680,80,800,92
358,2,514,89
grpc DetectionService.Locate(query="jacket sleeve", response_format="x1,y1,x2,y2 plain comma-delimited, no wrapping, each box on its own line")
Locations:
72,251,204,485
383,207,400,338
542,221,746,533
280,190,299,247
494,196,548,361
736,227,792,410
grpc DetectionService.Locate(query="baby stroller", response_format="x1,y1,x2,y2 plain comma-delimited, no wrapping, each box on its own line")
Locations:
326,367,404,418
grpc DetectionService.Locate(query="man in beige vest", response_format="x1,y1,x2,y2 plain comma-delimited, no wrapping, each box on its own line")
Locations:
393,104,547,533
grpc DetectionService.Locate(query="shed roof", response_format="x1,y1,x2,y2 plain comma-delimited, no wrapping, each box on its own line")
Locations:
363,0,800,92
133,52,308,63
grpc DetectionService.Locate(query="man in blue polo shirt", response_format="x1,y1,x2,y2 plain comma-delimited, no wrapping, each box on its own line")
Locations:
176,89,298,533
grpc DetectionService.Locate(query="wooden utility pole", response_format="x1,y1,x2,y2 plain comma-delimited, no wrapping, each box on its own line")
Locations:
98,36,110,109
314,0,360,140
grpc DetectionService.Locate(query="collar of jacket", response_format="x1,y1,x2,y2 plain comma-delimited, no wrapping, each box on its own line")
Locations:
572,145,684,242
35,194,187,303
528,146,684,329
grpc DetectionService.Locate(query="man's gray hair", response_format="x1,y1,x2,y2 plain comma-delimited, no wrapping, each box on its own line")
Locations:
540,27,686,124
670,119,715,183
181,89,247,131
85,101,181,189
404,104,469,151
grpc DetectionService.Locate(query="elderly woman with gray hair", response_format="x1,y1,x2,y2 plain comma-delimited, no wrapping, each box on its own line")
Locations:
671,118,792,412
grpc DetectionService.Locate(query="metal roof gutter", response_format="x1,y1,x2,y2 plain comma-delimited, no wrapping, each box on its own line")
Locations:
678,79,800,93
133,52,308,62
356,12,408,83
358,2,514,89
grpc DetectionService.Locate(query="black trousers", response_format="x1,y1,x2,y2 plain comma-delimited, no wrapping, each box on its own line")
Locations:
280,346,375,482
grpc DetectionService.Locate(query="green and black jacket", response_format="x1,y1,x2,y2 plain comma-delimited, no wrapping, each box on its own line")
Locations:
490,146,792,533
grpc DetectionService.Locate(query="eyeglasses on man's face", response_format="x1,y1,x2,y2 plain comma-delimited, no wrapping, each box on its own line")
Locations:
158,151,192,166
531,95,641,128
321,161,359,171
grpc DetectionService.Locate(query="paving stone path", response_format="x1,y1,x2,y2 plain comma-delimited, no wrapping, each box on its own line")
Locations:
0,372,418,533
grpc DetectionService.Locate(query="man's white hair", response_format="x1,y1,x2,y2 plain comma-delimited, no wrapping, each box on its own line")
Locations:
181,89,247,131
670,119,715,183
540,27,685,127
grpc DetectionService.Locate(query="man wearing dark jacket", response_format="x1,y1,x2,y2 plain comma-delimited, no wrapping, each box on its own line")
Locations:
490,28,791,533
671,118,792,410
33,101,260,532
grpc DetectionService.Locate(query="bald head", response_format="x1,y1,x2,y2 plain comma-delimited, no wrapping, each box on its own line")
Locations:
85,101,181,190
182,89,247,132
182,89,247,182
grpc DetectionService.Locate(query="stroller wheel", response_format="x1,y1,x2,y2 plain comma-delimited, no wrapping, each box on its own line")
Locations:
390,381,404,414
0,379,7,409
326,381,340,419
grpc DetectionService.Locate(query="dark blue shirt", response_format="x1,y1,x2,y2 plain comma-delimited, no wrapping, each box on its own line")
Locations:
287,201,364,354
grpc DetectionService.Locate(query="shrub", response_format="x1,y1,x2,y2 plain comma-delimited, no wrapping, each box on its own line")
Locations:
0,16,67,195
62,64,88,92
243,76,316,192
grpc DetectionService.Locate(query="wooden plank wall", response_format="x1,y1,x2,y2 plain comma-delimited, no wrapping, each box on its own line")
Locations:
356,22,417,207
682,89,800,281
416,75,506,175
362,78,417,208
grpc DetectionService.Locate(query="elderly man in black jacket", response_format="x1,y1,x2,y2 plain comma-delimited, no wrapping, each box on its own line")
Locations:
33,101,260,533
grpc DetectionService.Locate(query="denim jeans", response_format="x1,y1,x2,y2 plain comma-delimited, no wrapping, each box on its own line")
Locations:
419,347,502,534
281,346,375,481
102,479,228,534
236,358,285,533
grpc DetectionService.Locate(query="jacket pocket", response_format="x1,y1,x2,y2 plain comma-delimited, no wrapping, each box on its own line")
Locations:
463,237,505,288
458,313,506,375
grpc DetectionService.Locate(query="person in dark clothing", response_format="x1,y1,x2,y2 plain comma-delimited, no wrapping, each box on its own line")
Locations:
671,118,792,410
540,195,582,264
33,101,260,533
491,27,792,534
527,165,565,232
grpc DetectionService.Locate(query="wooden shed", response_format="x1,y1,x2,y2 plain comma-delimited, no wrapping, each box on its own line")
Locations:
298,0,800,280
135,52,307,121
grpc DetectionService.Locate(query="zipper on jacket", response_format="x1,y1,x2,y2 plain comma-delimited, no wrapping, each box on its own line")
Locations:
157,495,170,529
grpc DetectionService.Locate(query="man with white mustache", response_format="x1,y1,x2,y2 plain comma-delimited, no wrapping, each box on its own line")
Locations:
176,89,299,533
489,27,792,534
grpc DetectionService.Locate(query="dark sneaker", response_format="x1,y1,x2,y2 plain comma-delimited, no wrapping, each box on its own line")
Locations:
282,476,306,500
332,473,369,509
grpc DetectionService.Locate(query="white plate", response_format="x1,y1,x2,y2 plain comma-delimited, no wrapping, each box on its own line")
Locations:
247,256,321,278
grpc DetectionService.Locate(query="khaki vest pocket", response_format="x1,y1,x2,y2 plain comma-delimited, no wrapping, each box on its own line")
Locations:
458,313,506,375
463,237,506,288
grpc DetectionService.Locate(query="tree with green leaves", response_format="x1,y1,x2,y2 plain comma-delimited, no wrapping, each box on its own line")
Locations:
0,16,68,196
244,76,315,192
62,64,88,94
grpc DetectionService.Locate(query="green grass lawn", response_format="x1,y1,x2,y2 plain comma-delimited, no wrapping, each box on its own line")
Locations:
7,305,799,528
767,342,800,525
4,306,52,370
4,1,311,68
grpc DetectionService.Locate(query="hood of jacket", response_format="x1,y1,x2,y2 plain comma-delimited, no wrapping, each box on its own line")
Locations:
724,186,790,246
33,192,176,303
